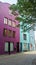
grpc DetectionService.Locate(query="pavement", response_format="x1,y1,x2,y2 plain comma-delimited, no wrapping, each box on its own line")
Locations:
0,51,36,65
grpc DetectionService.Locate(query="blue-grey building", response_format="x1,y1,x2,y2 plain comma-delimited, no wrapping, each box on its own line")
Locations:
19,22,35,52
19,22,30,52
29,29,35,51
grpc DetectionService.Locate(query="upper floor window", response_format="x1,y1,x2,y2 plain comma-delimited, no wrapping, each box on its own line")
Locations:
23,34,26,40
3,29,8,36
12,21,16,27
3,28,16,38
8,19,12,26
4,18,8,24
9,10,12,15
13,31,16,38
8,30,12,37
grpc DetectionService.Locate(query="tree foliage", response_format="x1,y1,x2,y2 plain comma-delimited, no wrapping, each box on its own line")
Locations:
9,0,36,32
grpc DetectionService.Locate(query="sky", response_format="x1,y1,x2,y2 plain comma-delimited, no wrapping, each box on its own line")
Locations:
0,0,17,4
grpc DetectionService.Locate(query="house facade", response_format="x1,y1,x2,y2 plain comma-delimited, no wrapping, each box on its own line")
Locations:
0,2,20,55
19,23,30,52
29,29,35,51
19,23,35,52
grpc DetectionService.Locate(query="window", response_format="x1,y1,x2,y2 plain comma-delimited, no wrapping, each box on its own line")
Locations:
12,21,16,27
9,10,12,15
4,18,8,24
5,42,8,51
13,31,15,38
8,19,12,26
10,42,14,51
3,29,7,36
24,43,27,50
4,42,14,52
23,34,26,40
8,30,11,37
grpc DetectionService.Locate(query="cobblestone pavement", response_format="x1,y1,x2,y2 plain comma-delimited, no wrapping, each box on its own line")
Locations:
0,51,36,65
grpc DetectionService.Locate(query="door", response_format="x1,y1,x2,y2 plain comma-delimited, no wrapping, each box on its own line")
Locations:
16,42,19,52
20,43,22,52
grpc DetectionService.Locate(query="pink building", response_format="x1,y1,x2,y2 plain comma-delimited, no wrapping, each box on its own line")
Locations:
0,2,20,55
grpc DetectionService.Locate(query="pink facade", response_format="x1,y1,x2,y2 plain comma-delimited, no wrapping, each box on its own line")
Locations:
0,2,20,55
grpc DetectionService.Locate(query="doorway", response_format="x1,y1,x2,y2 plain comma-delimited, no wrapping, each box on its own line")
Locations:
16,42,19,52
20,43,22,52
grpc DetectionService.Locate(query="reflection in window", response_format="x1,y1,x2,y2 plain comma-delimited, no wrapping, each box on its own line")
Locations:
10,42,14,51
8,30,11,37
8,19,12,26
5,42,8,51
9,10,12,15
12,21,16,27
3,29,7,36
13,31,15,38
24,43,27,50
23,34,26,40
4,18,8,24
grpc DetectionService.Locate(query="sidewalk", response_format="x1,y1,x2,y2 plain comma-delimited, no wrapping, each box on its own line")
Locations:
0,51,36,58
0,52,23,58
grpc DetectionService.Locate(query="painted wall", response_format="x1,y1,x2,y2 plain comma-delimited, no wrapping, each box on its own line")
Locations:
0,2,20,54
20,22,30,52
29,29,35,51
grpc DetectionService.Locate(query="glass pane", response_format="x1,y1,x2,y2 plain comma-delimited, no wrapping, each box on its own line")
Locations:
10,43,13,51
24,43,27,50
8,19,12,26
5,42,8,51
12,22,16,27
3,29,7,36
9,10,12,15
8,30,11,37
13,31,15,38
4,18,7,24
23,34,26,40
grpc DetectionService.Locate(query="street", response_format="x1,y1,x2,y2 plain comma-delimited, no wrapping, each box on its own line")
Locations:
0,51,36,65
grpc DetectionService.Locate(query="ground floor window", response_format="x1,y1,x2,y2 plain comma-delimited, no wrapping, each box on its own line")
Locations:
4,42,14,52
10,42,14,51
24,43,27,50
5,42,8,52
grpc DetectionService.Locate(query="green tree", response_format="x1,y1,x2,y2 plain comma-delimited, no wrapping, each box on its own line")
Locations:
9,0,36,32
